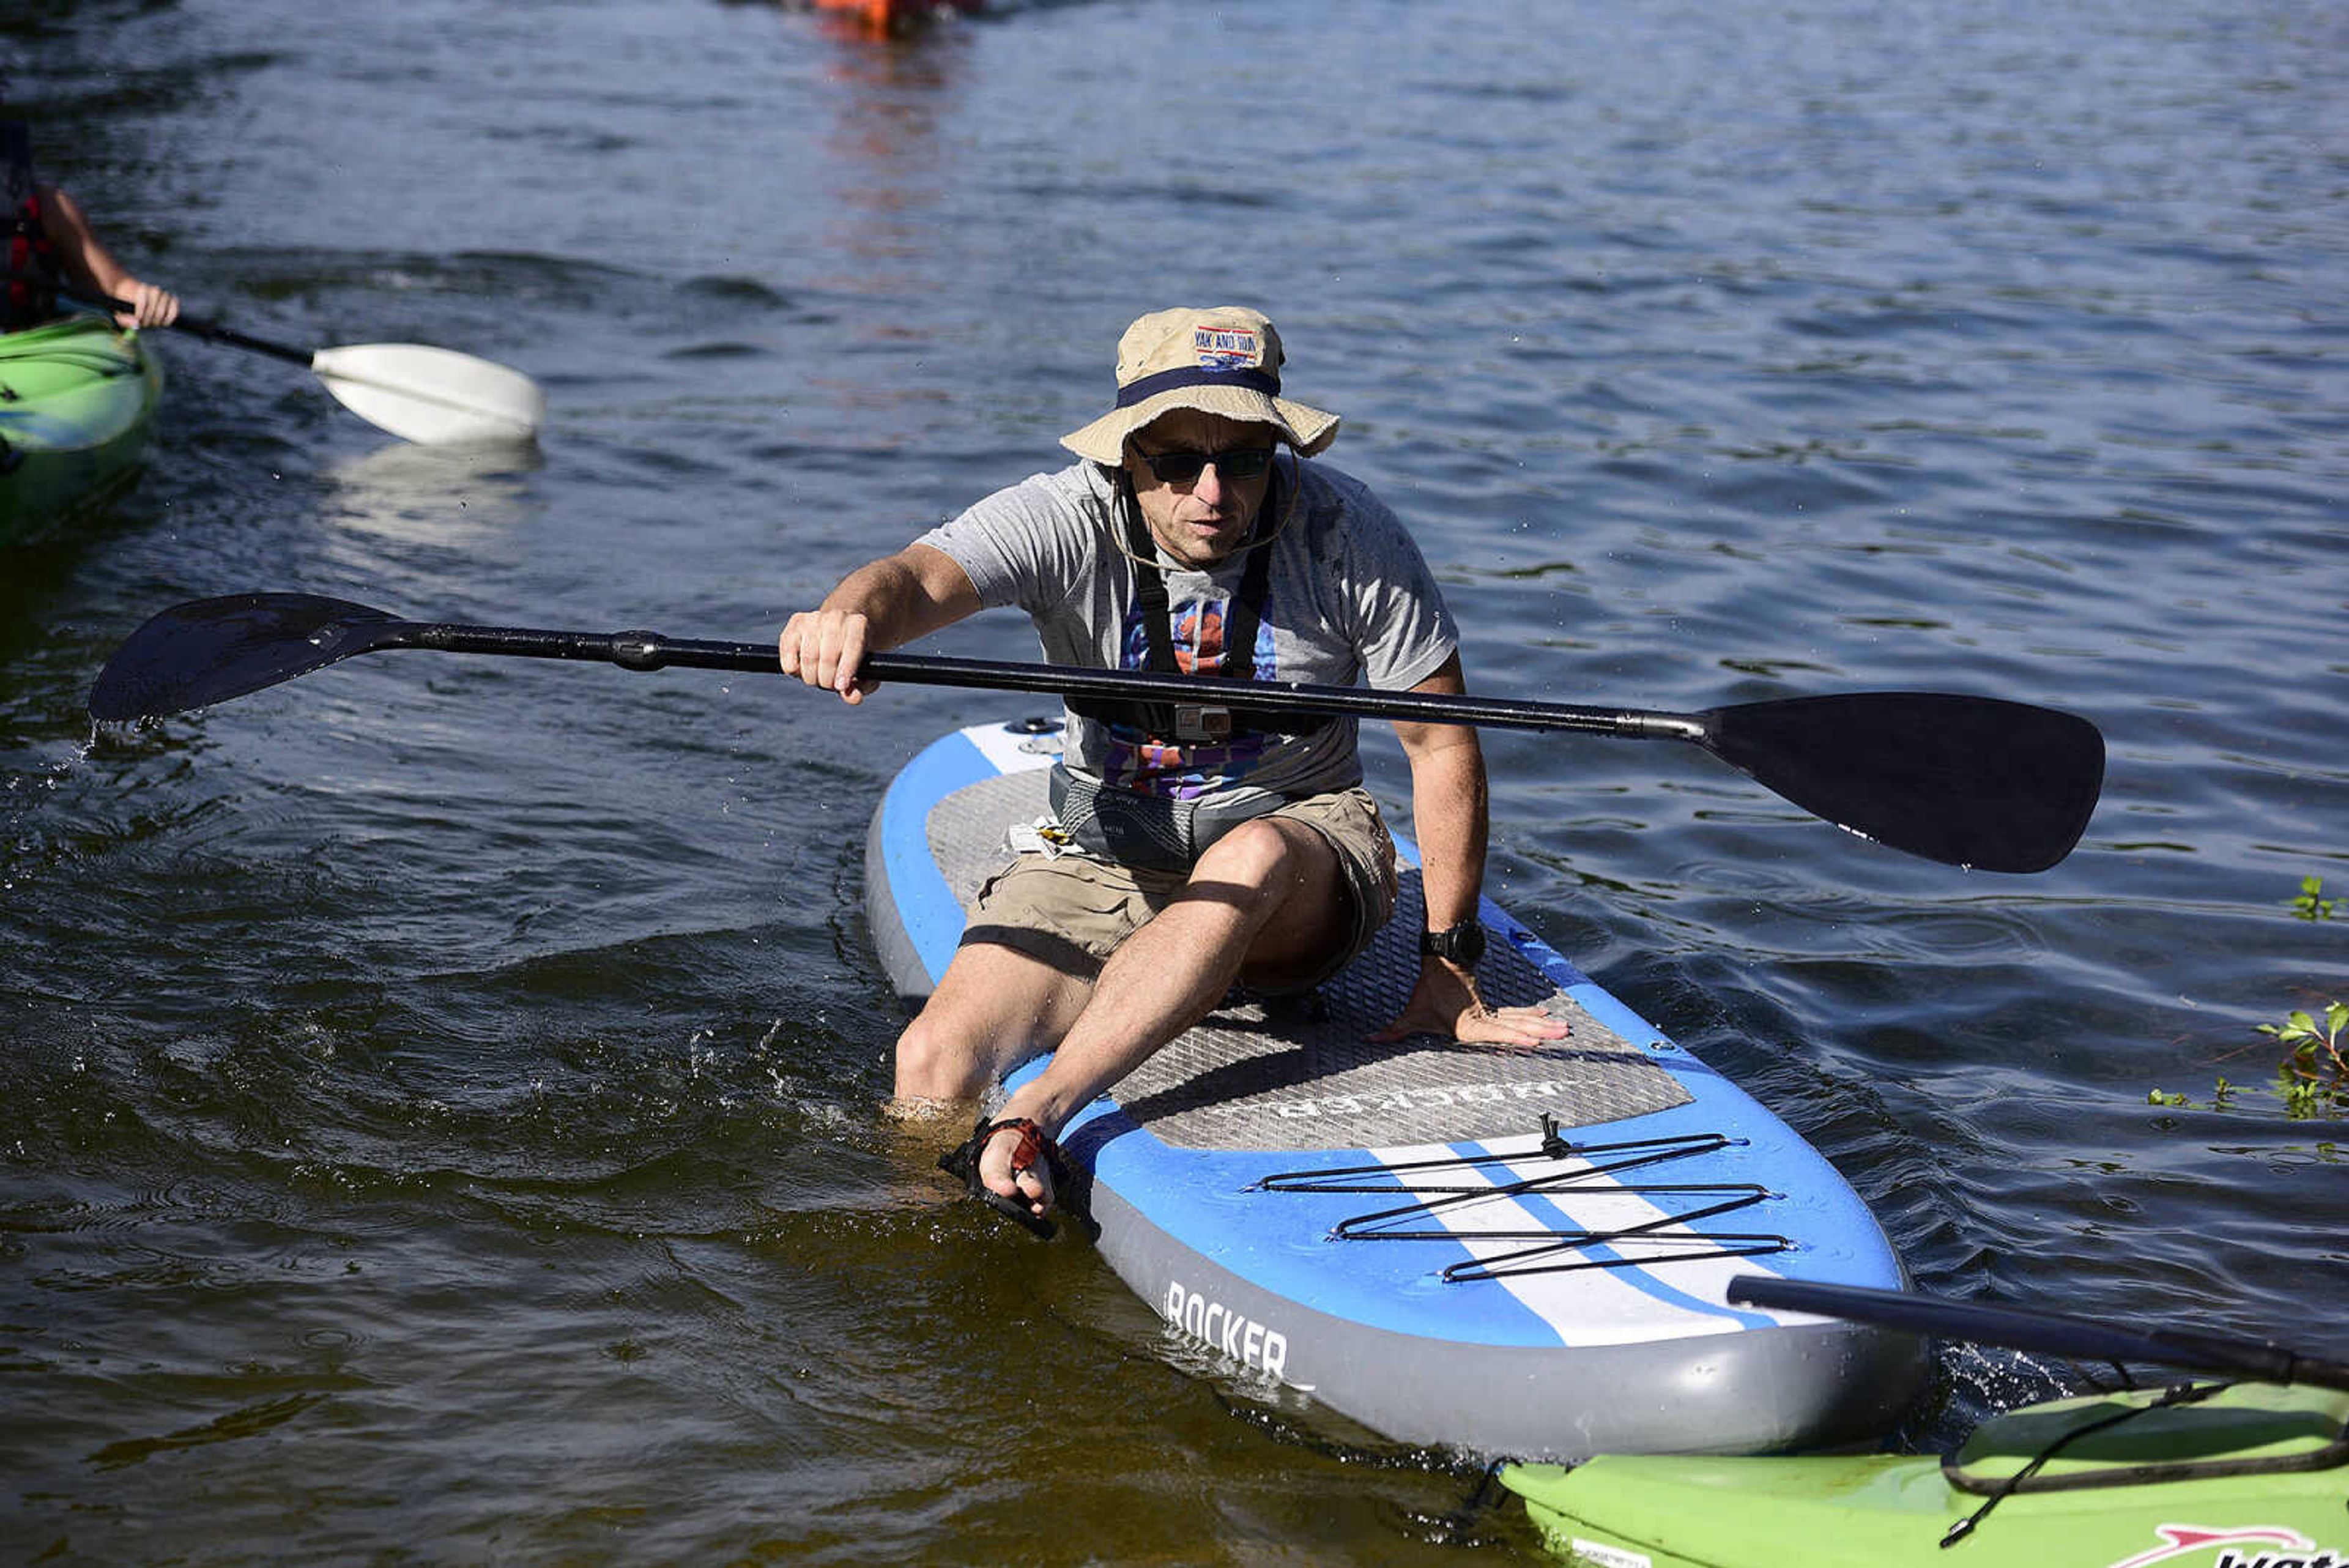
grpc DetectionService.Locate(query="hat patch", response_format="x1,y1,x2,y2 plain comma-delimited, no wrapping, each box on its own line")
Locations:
1192,325,1263,371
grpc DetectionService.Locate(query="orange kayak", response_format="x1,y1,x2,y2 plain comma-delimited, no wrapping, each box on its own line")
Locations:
811,0,980,33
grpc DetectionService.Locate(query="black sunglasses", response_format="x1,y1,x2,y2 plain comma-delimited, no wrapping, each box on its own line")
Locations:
1135,446,1277,485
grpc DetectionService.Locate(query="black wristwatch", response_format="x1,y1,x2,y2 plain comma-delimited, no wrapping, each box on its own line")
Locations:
1419,917,1485,968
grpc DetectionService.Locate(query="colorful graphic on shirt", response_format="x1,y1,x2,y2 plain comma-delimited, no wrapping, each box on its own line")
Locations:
1105,596,1275,798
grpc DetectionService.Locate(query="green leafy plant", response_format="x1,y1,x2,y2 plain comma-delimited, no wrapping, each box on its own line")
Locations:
2150,879,2342,1118
2259,1000,2348,1118
2260,1000,2348,1066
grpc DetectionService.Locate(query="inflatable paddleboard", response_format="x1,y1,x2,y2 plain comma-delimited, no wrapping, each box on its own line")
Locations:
866,718,1926,1458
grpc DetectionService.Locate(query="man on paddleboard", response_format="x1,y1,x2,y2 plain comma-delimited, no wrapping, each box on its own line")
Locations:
779,305,1565,1224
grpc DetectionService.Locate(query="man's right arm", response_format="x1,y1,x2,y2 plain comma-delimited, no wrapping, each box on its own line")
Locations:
41,186,179,329
777,543,982,704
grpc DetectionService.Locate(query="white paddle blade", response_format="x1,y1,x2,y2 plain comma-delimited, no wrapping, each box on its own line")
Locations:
308,343,545,445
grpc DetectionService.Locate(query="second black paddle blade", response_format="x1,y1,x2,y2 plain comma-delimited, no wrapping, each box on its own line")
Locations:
1700,693,2104,873
88,593,410,723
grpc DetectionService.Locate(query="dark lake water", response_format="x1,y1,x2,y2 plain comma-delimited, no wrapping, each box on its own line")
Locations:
4,0,2344,1561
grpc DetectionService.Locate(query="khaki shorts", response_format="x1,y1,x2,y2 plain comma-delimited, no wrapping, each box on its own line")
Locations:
959,786,1398,992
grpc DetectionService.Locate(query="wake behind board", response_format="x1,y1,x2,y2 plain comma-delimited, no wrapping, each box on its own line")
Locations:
866,719,1926,1458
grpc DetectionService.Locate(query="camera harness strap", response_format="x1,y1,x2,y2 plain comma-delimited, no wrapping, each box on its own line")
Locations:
1123,473,1269,736
1046,467,1337,871
1071,467,1328,746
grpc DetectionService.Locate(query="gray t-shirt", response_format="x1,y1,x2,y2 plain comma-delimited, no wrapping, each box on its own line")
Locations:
916,458,1458,806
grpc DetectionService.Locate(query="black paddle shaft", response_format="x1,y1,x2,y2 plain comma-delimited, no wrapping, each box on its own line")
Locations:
87,593,2106,873
1729,1276,2349,1392
84,597,1706,738
165,315,314,367
56,283,315,367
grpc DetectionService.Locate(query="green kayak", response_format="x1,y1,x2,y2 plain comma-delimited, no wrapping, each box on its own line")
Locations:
1502,1277,2349,1568
1505,1381,2348,1568
0,314,163,544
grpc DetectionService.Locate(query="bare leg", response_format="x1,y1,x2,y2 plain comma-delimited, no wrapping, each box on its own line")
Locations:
889,940,1096,1110
974,817,1352,1217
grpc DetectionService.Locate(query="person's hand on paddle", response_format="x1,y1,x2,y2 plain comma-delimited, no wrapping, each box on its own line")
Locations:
777,607,881,704
777,549,982,708
107,278,179,330
1368,957,1571,1048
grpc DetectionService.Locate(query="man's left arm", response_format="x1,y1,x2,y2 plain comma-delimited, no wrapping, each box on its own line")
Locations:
1371,653,1573,1047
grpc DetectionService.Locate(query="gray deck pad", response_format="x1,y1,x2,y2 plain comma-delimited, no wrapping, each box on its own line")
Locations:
929,771,1691,1152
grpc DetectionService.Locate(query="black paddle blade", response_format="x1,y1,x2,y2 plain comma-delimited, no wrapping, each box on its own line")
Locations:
88,593,414,723
1699,693,2103,873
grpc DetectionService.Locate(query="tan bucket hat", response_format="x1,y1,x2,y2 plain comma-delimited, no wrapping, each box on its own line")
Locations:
1061,306,1341,465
